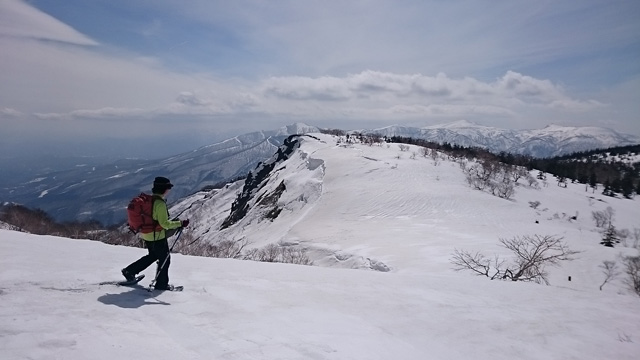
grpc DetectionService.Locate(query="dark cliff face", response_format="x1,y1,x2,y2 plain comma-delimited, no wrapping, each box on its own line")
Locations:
220,135,302,229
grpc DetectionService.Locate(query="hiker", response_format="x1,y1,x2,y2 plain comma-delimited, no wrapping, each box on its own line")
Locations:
122,177,189,290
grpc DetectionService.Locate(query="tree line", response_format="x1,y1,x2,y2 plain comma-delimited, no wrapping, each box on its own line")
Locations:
387,136,640,198
521,145,640,199
0,203,106,239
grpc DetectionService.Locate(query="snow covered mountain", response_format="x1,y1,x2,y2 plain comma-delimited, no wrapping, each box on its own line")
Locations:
170,133,640,274
367,120,640,158
1,123,318,224
2,132,639,360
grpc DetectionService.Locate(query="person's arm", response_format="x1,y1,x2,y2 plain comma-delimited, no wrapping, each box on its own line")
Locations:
153,200,182,230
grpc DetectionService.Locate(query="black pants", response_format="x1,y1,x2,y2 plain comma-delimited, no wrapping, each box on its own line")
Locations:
124,238,170,287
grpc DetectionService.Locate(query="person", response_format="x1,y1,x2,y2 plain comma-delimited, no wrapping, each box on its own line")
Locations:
122,176,189,290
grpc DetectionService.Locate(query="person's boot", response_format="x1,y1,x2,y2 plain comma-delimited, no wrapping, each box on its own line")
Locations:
154,284,174,291
121,268,135,282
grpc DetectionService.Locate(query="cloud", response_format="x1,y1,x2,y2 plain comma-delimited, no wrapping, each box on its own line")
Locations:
260,70,602,111
1,107,23,118
496,71,559,99
0,0,97,45
388,104,515,117
18,68,605,131
175,92,213,107
263,76,351,101
35,107,148,120
1,0,638,150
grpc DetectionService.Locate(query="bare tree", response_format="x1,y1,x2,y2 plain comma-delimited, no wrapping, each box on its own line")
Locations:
592,207,615,229
617,228,630,247
622,254,640,296
280,247,313,265
492,177,515,199
500,235,579,284
632,228,640,249
258,243,281,262
100,230,142,247
213,239,248,259
463,159,516,199
175,234,249,259
421,147,431,158
458,158,468,171
243,243,313,265
510,166,529,183
452,235,579,285
465,163,488,190
451,250,506,280
526,173,539,188
599,260,619,290
430,149,441,166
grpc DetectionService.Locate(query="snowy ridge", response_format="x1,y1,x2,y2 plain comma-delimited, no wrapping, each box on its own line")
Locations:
1,133,640,359
173,133,639,277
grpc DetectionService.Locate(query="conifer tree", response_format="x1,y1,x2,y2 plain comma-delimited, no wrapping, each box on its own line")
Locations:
600,225,620,247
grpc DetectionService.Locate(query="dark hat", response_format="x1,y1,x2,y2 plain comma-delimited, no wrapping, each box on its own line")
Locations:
152,176,173,193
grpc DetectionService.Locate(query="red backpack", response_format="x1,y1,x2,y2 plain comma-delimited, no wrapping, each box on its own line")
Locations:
127,193,163,234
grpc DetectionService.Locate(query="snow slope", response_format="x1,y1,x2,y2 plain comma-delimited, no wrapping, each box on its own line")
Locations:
1,230,639,360
1,133,640,359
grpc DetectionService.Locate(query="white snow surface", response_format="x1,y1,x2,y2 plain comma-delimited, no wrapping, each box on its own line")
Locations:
2,133,640,359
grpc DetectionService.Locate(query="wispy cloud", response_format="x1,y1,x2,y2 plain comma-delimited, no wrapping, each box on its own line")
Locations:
1,107,23,118
0,0,97,45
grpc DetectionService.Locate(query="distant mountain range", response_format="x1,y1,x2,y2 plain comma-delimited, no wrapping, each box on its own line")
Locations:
1,121,637,225
366,120,640,158
1,124,318,225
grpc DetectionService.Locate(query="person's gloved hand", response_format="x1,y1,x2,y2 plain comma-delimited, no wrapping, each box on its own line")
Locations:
181,219,190,228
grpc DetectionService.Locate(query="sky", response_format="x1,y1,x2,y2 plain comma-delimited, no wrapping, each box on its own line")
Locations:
1,0,639,160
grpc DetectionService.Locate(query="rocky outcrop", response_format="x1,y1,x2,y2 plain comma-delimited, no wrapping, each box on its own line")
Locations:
220,135,302,229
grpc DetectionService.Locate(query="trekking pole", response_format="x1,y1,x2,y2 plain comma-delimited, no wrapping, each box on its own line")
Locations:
148,227,183,292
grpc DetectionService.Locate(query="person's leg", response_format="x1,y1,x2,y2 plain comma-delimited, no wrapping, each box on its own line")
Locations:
123,242,156,277
148,238,171,288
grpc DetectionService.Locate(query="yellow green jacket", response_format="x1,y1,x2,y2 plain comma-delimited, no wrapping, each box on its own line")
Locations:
140,195,182,241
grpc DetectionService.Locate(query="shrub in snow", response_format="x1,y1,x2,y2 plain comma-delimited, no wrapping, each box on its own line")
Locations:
244,243,313,265
464,159,516,200
174,234,248,259
491,177,515,199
